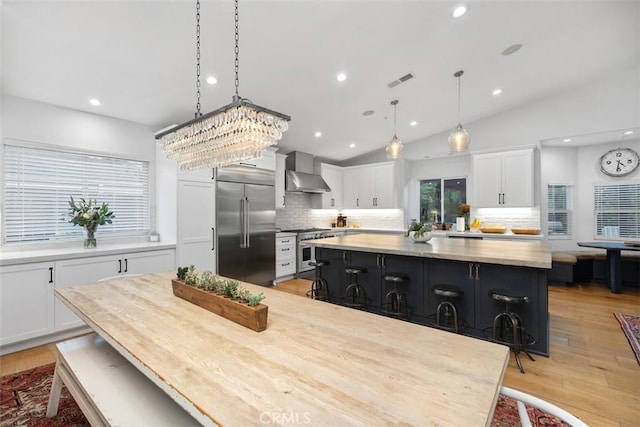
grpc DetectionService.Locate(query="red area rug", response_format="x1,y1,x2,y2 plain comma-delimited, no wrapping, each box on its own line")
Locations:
1,363,571,426
614,312,640,365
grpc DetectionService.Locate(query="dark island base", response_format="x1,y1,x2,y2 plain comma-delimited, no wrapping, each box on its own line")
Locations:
317,248,550,356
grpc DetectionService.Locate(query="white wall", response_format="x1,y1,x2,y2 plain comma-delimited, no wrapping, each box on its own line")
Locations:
0,95,177,245
541,140,640,250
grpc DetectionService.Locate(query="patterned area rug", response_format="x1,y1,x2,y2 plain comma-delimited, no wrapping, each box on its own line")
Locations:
614,312,640,365
1,363,572,426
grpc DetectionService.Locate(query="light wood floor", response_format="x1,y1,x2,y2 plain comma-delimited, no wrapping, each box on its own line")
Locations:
1,280,638,426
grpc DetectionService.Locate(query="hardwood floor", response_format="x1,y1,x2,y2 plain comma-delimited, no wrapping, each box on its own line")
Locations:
2,280,638,426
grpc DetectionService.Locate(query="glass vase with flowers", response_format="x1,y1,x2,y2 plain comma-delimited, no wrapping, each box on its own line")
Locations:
67,197,114,248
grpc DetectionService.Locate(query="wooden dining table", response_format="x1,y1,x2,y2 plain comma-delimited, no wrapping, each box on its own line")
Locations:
55,271,510,426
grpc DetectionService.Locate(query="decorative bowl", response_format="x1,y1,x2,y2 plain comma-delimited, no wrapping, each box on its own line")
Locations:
412,232,433,243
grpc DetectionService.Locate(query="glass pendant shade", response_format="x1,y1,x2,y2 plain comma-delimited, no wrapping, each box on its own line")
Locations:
386,136,404,159
448,123,470,152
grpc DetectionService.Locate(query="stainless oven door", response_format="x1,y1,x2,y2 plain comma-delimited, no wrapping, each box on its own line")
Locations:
298,240,315,273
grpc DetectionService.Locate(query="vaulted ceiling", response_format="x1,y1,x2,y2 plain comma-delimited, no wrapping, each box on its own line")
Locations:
2,1,638,162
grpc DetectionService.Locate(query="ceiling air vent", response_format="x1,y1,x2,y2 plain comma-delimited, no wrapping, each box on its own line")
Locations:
387,73,414,88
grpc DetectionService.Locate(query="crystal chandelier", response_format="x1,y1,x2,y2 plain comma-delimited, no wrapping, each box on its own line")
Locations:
448,70,470,152
155,0,290,170
385,100,404,159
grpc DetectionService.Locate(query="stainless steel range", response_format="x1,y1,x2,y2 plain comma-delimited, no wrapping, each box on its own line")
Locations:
281,228,346,275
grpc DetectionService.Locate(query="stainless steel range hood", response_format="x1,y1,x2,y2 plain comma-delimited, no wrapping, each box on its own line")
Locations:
285,151,331,193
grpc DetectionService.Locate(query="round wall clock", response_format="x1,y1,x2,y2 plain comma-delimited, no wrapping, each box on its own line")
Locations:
599,147,639,177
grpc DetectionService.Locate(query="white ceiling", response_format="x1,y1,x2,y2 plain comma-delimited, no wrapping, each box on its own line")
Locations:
2,0,639,163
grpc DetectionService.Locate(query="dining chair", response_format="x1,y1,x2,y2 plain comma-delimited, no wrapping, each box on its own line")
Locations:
499,386,588,427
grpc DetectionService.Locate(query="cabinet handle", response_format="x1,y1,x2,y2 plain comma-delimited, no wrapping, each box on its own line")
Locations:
124,258,128,273
239,162,257,168
376,255,380,267
282,262,290,266
282,239,290,243
469,263,473,279
502,193,505,205
211,169,215,180
475,263,479,280
282,195,285,206
356,198,359,207
118,259,122,274
331,198,334,207
212,227,215,251
498,193,501,205
342,251,347,263
282,248,290,252
49,267,54,284
380,255,385,267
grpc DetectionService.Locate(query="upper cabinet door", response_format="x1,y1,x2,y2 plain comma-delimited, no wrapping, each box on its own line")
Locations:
473,149,534,208
275,153,286,208
372,163,394,208
177,166,214,182
342,168,360,208
237,149,276,171
319,164,343,209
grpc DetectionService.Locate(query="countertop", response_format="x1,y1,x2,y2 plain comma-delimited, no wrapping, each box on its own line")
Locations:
309,233,552,269
0,242,176,266
433,230,545,240
56,271,509,426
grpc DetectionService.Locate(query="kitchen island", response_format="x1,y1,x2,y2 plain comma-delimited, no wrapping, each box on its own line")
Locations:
55,271,509,426
310,234,552,355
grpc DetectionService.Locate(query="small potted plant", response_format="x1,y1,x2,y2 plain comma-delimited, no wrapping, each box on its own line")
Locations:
172,266,268,332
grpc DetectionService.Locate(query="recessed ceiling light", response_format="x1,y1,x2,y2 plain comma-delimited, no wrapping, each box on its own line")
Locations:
563,138,572,142
349,143,356,148
623,130,634,136
206,76,217,85
502,43,522,56
362,110,375,116
315,131,322,138
492,88,502,96
410,121,417,126
336,73,347,82
89,98,101,106
452,5,467,18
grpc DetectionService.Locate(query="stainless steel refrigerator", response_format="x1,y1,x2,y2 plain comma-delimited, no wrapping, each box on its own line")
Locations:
215,165,276,286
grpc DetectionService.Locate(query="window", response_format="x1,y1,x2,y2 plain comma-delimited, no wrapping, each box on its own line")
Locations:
547,185,573,238
3,143,150,244
419,178,466,224
593,183,640,239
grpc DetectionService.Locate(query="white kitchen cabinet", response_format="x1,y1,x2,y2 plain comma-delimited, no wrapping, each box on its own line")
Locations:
237,149,276,170
342,162,395,209
275,233,296,280
275,153,286,208
178,180,216,271
177,166,215,182
0,262,55,346
473,149,534,207
54,249,176,331
311,163,343,209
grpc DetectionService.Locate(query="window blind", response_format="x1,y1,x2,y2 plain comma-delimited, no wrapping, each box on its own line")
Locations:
3,144,150,244
547,185,573,238
593,183,640,239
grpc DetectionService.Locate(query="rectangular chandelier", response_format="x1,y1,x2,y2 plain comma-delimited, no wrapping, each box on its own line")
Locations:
155,97,290,170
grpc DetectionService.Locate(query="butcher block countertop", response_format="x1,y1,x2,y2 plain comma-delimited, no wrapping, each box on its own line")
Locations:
309,234,552,269
56,271,510,426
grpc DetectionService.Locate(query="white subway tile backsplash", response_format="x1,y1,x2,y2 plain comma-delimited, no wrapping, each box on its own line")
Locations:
475,207,540,229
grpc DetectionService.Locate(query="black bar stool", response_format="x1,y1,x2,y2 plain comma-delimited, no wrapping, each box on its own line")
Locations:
344,266,367,309
432,284,463,333
306,259,330,301
381,273,408,319
489,289,535,374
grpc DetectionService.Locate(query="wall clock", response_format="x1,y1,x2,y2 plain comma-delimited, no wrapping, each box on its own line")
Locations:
599,147,639,177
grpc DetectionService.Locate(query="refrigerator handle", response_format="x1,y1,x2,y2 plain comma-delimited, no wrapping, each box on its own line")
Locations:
240,199,246,248
245,198,250,248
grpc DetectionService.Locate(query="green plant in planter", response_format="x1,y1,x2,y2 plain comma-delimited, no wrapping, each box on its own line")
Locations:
247,292,265,307
184,265,198,285
223,280,239,298
198,271,216,291
177,266,189,280
211,276,225,294
239,288,252,303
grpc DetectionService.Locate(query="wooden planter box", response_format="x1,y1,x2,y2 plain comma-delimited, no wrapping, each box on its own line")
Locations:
171,279,268,332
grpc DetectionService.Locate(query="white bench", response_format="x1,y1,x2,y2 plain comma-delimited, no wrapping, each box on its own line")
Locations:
46,333,201,426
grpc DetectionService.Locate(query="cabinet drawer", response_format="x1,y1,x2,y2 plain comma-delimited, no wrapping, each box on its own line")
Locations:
276,245,295,258
276,256,296,277
276,236,295,246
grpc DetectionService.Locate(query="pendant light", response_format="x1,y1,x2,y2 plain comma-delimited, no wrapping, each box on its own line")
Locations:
448,70,470,152
385,100,404,159
155,0,291,170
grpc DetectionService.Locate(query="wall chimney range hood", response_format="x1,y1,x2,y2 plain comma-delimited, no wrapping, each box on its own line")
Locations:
285,151,331,193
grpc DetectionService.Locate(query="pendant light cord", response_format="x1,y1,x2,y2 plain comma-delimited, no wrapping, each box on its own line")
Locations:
195,0,202,118
391,99,399,138
454,70,464,123
234,0,240,100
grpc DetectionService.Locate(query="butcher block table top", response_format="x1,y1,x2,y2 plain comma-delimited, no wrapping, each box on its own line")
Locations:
310,234,552,269
56,271,510,426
